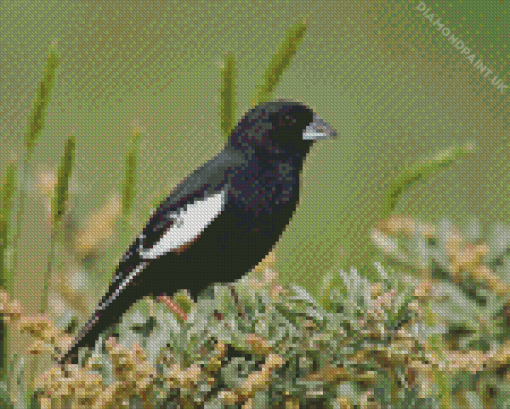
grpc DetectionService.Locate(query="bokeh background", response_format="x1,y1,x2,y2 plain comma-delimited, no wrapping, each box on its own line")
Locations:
0,0,508,372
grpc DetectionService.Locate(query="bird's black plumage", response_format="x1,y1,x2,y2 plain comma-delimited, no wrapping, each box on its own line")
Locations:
58,100,336,365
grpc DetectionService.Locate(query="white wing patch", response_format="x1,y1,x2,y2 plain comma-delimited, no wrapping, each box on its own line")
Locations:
140,188,227,259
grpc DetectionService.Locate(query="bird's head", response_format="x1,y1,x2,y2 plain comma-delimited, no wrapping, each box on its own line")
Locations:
230,100,337,155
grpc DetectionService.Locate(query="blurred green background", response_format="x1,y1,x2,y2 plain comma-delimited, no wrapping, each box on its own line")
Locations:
0,0,508,361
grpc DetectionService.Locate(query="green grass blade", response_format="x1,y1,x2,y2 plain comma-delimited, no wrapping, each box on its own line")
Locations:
25,42,59,159
11,42,60,278
0,163,16,383
51,137,76,224
252,19,307,106
0,163,16,292
121,128,141,217
385,142,476,213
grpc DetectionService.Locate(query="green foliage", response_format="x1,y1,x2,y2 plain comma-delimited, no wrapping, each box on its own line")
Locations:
252,19,308,107
0,163,16,291
25,42,59,160
384,142,476,213
121,131,141,217
51,137,75,225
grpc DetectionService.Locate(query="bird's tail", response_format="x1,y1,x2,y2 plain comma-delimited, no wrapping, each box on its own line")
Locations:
59,261,149,365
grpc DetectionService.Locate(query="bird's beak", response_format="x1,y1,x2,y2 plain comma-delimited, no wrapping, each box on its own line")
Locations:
303,112,337,140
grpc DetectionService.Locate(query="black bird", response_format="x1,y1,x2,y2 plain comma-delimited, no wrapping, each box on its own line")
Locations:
58,100,336,365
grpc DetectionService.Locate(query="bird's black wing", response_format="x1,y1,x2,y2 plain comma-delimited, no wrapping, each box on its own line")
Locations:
59,146,246,364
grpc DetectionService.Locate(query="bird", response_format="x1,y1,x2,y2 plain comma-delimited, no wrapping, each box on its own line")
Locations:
58,99,337,365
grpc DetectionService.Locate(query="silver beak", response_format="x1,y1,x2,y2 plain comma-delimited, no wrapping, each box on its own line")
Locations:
303,112,337,140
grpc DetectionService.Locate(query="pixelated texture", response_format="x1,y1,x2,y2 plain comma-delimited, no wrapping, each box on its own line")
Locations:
0,0,508,405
